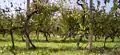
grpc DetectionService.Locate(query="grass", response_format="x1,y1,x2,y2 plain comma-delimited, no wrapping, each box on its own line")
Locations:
0,34,120,55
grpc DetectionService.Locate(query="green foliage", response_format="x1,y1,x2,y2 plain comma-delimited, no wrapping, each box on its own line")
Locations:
104,0,110,4
111,0,118,11
87,10,120,42
59,10,81,35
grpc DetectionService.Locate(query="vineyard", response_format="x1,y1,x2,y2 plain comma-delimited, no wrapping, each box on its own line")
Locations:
0,0,120,55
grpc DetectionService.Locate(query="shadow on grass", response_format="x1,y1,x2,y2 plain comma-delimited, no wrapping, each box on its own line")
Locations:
12,39,88,43
0,37,120,43
14,38,120,43
1,45,120,55
0,39,10,42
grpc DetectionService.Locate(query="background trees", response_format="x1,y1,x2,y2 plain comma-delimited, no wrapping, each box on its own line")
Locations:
0,0,120,53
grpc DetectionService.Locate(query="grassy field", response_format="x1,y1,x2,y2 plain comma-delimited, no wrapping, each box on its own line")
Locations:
0,34,120,55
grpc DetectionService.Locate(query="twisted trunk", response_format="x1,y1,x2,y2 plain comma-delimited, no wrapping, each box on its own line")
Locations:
24,0,37,49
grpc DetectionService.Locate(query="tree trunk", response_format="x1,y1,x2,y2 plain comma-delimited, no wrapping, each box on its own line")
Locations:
36,29,39,41
2,29,5,37
24,17,36,49
10,29,15,49
104,36,108,48
24,0,36,49
24,22,30,49
21,35,25,41
77,35,83,48
24,0,31,49
87,0,93,51
44,33,48,41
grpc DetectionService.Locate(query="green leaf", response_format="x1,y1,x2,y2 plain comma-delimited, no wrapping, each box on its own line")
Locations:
104,0,110,4
111,6,117,11
111,2,118,11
